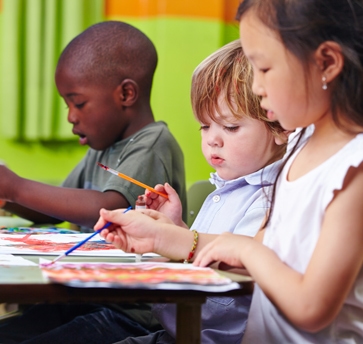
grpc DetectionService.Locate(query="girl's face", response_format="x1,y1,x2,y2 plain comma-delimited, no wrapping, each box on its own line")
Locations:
239,11,329,131
200,95,277,180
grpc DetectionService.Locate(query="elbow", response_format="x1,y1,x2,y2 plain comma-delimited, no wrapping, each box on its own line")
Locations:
286,301,338,333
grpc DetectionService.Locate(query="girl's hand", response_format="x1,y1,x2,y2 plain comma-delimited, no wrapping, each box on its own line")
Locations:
94,208,173,254
193,232,249,268
144,183,184,227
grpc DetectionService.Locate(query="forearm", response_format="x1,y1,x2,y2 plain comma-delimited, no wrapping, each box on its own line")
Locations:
154,224,219,262
240,238,332,332
3,202,62,224
7,177,128,228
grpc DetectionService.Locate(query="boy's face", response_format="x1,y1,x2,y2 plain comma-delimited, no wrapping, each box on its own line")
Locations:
200,96,277,180
55,63,129,150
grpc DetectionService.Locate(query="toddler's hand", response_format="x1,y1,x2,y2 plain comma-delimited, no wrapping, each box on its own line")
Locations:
144,183,184,226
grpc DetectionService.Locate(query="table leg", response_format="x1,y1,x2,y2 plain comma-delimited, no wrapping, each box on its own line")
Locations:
176,301,202,344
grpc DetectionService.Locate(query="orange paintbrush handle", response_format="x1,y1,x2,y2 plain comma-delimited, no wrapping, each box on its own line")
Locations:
97,162,169,199
116,171,168,199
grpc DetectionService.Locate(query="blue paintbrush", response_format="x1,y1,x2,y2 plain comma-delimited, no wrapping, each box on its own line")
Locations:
44,206,132,266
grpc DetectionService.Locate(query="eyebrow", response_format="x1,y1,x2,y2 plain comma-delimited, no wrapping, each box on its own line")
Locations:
245,52,264,63
64,93,82,98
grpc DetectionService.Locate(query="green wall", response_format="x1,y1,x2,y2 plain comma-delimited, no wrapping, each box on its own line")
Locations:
0,9,239,187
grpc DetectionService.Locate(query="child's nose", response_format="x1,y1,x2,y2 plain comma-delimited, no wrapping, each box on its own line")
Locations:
207,132,223,147
252,74,264,96
67,108,79,124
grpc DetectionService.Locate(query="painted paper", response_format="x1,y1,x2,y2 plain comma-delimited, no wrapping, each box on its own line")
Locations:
0,233,157,257
41,262,240,291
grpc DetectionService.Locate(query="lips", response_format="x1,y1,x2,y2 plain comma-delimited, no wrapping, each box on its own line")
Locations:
211,155,224,165
73,129,88,145
79,135,88,145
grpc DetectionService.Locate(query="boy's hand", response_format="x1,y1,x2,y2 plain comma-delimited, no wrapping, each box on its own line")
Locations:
144,183,185,227
95,208,173,254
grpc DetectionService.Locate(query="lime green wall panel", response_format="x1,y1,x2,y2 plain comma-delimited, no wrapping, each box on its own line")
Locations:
0,9,239,188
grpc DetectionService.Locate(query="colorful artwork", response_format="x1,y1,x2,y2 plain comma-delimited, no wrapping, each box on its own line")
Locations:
0,233,154,257
0,227,79,234
41,262,238,291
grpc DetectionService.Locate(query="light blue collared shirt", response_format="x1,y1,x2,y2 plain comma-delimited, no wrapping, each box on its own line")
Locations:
152,160,281,344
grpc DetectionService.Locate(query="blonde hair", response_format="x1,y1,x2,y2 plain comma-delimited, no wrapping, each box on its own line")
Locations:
191,39,284,138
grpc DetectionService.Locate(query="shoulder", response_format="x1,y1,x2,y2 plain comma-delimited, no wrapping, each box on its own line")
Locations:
130,121,183,154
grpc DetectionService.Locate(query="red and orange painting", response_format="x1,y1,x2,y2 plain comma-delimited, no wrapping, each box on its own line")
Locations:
41,262,234,290
0,233,139,257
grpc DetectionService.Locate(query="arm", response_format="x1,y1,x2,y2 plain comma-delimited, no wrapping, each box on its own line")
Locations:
144,183,187,228
95,208,219,261
194,164,363,332
0,165,129,227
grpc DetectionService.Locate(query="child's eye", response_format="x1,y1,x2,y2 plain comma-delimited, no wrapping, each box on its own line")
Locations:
199,125,210,131
75,102,85,109
260,68,269,73
224,126,239,132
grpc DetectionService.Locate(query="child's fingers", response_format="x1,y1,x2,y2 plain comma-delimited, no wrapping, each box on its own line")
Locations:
102,208,132,225
165,183,181,202
104,232,113,242
193,247,213,267
94,208,110,231
146,184,165,200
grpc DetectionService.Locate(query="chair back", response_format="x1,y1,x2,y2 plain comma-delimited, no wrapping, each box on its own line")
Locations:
187,180,215,227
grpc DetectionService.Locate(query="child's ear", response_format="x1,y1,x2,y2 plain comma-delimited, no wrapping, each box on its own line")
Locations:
117,79,139,106
314,41,344,83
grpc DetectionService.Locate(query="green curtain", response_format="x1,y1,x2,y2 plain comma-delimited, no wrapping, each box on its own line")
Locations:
0,0,103,141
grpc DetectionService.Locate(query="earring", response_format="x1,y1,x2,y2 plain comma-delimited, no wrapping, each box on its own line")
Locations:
322,75,328,90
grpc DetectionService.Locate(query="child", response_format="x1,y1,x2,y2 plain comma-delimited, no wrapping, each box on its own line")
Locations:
96,39,287,343
0,21,186,343
192,0,363,343
0,21,187,233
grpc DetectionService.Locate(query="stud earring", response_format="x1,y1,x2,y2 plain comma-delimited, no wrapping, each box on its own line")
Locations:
322,75,328,90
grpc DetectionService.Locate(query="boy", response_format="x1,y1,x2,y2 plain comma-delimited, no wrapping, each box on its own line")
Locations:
0,21,187,233
0,21,185,343
97,39,288,343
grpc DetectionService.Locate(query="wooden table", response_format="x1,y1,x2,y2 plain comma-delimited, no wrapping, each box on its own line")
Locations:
0,257,253,344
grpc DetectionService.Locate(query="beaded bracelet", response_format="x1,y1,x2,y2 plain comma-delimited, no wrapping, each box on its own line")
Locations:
183,230,199,264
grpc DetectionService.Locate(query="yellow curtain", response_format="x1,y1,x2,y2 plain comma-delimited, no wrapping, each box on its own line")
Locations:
0,0,103,141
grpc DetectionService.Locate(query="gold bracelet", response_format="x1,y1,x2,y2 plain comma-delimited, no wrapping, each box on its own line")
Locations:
183,230,199,264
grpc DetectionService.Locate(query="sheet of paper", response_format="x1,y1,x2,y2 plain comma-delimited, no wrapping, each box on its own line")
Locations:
40,261,241,292
0,233,158,257
0,253,37,266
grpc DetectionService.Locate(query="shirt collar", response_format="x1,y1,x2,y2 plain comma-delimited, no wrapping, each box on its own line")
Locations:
209,159,282,189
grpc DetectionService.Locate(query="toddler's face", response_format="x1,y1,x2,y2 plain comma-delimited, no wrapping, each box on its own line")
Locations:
200,96,277,180
55,64,128,150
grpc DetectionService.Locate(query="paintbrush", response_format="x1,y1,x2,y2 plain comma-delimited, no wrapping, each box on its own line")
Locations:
43,206,132,266
97,162,168,199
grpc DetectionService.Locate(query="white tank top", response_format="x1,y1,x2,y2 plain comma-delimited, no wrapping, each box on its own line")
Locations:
243,131,363,343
